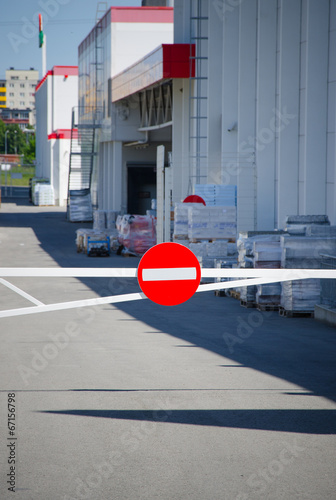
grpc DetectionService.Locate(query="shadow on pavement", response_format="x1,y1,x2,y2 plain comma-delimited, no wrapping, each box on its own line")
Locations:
38,408,336,434
2,206,336,415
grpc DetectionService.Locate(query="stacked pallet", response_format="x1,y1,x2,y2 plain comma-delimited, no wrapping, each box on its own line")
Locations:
280,235,336,316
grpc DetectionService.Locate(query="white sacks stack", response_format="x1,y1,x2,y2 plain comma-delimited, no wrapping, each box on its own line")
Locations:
34,184,55,206
188,206,237,240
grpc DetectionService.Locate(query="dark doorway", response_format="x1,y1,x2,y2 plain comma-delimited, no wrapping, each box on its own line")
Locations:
127,165,156,215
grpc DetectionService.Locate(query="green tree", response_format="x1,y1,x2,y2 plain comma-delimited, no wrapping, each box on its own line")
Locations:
0,121,26,155
23,134,36,165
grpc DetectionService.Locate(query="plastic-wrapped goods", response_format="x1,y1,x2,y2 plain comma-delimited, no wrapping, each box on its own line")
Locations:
256,283,281,305
188,206,237,240
206,241,228,258
281,279,320,311
68,189,93,222
173,203,200,238
117,215,156,256
280,236,336,268
253,240,281,269
34,183,55,206
240,285,257,303
106,211,119,229
93,210,106,230
189,241,207,258
194,184,237,207
285,215,330,235
306,225,336,237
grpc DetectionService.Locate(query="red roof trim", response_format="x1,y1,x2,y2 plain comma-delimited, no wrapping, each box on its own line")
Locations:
111,6,173,23
35,70,53,93
36,66,78,92
53,66,78,76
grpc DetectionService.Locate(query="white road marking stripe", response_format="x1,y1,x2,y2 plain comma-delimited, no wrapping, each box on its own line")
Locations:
142,267,197,282
0,278,44,306
0,292,146,319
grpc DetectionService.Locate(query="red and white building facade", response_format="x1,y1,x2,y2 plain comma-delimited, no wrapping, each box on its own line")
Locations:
35,66,78,206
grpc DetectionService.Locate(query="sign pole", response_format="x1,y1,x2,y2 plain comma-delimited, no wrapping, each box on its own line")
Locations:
42,34,46,77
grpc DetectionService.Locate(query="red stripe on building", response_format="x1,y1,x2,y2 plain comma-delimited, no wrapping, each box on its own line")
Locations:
111,6,173,23
48,129,78,140
36,66,78,92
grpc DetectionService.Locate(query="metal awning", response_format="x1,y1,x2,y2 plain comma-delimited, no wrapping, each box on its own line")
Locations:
111,43,195,103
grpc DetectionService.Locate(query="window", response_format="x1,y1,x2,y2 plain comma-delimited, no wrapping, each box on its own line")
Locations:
20,101,25,105
11,76,18,80
30,102,34,106
20,92,25,97
9,92,14,97
20,83,25,88
9,83,14,88
0,92,6,96
30,84,35,88
9,101,14,106
29,92,34,96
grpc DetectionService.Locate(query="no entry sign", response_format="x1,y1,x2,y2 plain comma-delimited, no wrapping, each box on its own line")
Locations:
137,242,201,306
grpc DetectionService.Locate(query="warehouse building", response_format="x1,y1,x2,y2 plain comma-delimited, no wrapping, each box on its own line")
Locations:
72,0,335,230
35,66,78,206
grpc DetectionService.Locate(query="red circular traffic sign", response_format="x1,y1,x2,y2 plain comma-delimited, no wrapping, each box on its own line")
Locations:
183,195,206,205
137,242,201,306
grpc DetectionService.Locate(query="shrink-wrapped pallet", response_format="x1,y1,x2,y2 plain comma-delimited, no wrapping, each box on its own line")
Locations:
256,283,281,306
117,215,156,256
281,279,320,311
173,203,200,238
188,206,237,240
280,236,336,268
93,210,106,230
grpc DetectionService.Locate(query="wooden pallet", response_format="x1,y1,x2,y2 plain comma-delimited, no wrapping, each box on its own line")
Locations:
214,290,227,297
256,304,280,312
229,290,241,300
279,307,314,318
240,300,256,309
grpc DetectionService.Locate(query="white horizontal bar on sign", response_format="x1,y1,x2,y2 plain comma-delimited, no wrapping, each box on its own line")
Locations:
201,269,336,280
0,268,138,278
142,267,197,282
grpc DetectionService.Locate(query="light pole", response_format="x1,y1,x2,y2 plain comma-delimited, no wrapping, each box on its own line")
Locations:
5,129,9,156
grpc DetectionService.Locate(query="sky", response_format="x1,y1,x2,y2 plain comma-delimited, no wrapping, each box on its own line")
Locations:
0,0,142,80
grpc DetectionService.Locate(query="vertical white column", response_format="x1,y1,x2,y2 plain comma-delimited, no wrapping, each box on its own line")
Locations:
164,165,172,242
303,0,329,214
172,79,190,202
256,0,277,230
237,0,257,231
156,145,165,244
112,141,122,211
277,0,301,227
207,0,223,185
221,3,239,161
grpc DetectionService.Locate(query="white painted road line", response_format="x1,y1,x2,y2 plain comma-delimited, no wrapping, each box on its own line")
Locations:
142,267,197,282
0,292,146,319
0,278,44,306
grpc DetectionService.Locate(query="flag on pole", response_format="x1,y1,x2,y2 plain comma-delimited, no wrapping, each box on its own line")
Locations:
39,14,44,48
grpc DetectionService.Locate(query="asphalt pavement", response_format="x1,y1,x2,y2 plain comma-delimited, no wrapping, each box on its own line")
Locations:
0,198,335,500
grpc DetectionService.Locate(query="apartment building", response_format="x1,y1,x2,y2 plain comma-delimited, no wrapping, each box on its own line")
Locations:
5,68,38,110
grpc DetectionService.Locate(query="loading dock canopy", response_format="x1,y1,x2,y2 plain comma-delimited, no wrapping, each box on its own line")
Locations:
111,43,195,102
